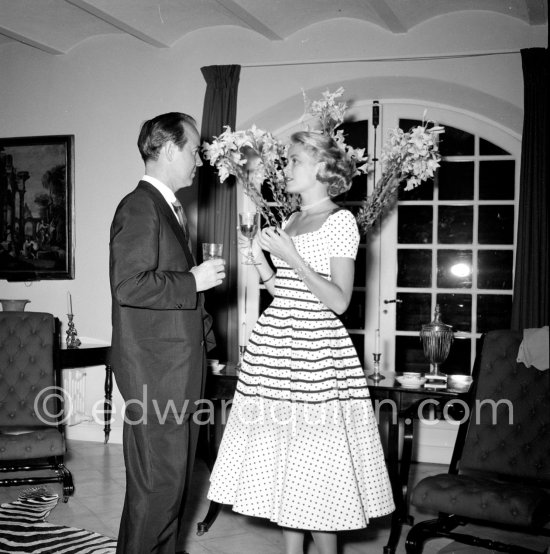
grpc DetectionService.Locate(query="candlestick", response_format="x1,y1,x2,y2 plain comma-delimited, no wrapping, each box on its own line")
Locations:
66,313,81,349
368,352,385,381
375,328,380,353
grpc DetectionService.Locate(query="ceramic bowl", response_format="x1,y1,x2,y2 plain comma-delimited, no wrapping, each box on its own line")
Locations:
396,373,426,388
447,374,473,391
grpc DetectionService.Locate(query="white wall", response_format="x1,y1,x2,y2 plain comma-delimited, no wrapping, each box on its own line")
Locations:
1,13,546,443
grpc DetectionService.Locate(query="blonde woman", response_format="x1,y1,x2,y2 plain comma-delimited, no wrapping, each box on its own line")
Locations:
208,131,394,554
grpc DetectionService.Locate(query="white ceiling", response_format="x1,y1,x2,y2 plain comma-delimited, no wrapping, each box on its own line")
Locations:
0,0,547,56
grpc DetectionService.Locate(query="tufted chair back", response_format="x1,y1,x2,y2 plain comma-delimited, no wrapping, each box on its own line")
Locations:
0,311,59,429
459,329,550,481
0,311,74,500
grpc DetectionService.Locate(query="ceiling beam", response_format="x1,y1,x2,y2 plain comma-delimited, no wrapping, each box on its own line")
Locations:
212,0,283,40
65,0,170,48
368,0,408,33
0,25,66,54
524,0,548,25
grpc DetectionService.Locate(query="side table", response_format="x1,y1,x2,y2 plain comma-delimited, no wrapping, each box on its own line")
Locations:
58,343,112,443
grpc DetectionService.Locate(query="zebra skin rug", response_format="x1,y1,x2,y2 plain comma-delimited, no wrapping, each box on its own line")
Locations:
0,488,116,553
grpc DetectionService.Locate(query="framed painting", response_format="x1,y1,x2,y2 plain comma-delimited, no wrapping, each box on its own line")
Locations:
0,135,75,281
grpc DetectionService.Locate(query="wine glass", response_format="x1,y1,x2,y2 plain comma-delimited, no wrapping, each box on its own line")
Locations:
239,212,260,265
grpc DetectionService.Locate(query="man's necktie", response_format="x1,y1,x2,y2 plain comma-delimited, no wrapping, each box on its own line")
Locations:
172,200,189,238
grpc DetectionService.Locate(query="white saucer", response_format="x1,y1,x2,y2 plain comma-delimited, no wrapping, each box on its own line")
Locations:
396,376,427,388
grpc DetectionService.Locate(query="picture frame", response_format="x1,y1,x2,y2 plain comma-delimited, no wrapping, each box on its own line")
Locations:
0,135,75,281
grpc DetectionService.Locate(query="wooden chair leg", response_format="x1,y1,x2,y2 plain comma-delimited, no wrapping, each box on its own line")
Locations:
59,464,74,502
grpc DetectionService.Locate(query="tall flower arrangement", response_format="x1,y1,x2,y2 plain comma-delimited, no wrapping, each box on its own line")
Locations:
202,126,296,227
356,114,444,233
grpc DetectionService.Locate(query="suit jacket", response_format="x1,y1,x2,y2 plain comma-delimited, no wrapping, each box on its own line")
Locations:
109,181,214,418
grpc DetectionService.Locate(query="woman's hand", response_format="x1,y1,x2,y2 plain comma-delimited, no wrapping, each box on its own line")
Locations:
258,227,300,266
259,226,354,314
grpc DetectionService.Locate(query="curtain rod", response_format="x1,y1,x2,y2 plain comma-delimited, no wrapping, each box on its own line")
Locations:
241,49,521,68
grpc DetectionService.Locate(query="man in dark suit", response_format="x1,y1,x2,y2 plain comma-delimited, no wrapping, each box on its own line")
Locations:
109,112,225,554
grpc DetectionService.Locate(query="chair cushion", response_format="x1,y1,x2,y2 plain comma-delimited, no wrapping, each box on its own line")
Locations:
411,474,550,527
0,428,65,461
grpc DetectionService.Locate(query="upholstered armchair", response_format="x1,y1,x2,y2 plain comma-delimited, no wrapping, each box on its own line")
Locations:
405,329,550,553
0,312,74,501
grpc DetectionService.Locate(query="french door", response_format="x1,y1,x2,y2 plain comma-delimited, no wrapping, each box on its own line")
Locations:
371,103,519,376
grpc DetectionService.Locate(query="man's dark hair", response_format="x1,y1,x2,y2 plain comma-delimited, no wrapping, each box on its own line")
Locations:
137,112,197,163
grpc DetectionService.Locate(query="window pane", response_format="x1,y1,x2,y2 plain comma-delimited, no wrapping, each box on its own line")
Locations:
477,295,512,333
398,249,432,287
480,138,510,156
395,335,429,373
437,250,472,288
341,120,369,149
399,118,422,130
398,206,433,244
438,161,474,200
396,292,431,331
478,250,513,289
436,293,472,332
443,336,472,375
478,206,514,244
438,206,473,244
339,290,365,329
479,161,515,200
437,124,475,157
336,174,367,202
354,246,366,286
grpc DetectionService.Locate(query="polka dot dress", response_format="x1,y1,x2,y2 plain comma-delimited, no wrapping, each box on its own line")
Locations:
208,209,395,531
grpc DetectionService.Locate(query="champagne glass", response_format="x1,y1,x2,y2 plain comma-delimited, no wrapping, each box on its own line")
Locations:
239,212,260,265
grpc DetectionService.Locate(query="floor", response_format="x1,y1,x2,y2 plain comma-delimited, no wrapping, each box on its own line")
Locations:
1,440,548,554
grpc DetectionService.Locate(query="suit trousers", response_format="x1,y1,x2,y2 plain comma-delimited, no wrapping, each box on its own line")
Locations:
116,410,200,554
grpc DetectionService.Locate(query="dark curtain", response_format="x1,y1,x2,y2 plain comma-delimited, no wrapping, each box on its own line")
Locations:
511,48,549,330
197,65,241,363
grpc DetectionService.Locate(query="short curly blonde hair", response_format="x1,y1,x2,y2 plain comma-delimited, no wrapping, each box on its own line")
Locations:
289,131,356,197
